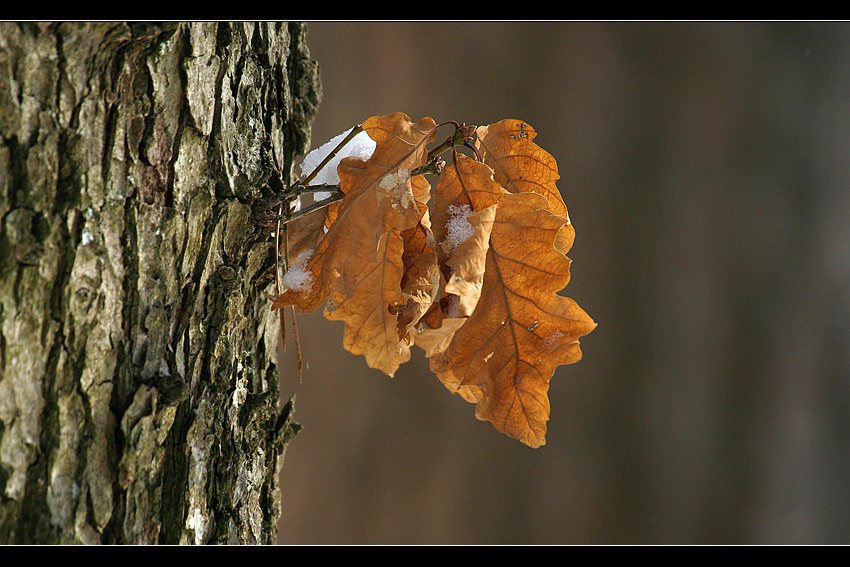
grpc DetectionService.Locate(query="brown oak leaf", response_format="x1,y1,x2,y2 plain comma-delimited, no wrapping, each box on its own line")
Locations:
424,191,596,448
395,198,440,343
412,154,503,366
269,112,437,376
475,119,574,252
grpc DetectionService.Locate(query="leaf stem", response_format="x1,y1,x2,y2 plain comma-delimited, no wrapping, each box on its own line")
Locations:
411,156,446,177
426,121,479,162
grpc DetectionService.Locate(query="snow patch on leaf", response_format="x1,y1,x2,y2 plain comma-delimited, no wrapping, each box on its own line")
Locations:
443,204,475,252
282,251,314,293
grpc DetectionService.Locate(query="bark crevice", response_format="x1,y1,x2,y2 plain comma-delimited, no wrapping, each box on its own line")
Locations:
0,21,320,544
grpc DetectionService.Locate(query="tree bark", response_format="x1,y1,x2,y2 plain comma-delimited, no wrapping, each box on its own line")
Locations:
0,21,320,544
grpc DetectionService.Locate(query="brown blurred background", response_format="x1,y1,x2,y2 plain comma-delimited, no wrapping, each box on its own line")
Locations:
275,21,850,544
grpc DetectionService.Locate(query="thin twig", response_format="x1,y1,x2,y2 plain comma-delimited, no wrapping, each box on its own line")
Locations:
299,124,364,186
262,124,367,384
275,202,287,352
276,191,344,226
281,222,303,383
411,156,446,177
290,304,303,384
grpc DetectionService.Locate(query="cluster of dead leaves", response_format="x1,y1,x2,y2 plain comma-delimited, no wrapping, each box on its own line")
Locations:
267,112,596,448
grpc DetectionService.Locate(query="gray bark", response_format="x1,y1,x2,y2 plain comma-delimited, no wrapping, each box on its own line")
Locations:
0,21,320,544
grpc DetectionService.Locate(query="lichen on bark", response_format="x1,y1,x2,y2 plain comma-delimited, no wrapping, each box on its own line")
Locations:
0,21,319,544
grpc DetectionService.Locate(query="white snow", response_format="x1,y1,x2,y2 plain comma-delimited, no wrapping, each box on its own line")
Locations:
443,204,475,252
299,127,377,197
281,251,314,293
187,508,207,545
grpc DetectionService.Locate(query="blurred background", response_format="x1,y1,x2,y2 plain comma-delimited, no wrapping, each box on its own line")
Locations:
275,21,850,544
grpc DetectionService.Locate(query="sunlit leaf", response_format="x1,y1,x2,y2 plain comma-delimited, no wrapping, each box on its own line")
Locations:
270,112,437,375
426,191,596,447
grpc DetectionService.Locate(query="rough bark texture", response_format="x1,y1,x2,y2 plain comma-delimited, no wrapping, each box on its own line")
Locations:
0,21,320,544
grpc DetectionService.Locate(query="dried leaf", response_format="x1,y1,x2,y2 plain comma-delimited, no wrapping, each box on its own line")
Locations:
396,200,440,343
282,208,328,263
412,154,502,365
414,203,496,397
442,204,496,318
431,153,503,255
476,119,573,252
426,191,597,448
270,112,437,376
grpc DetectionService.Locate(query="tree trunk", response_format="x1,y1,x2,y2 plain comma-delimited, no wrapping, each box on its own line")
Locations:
0,21,320,544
